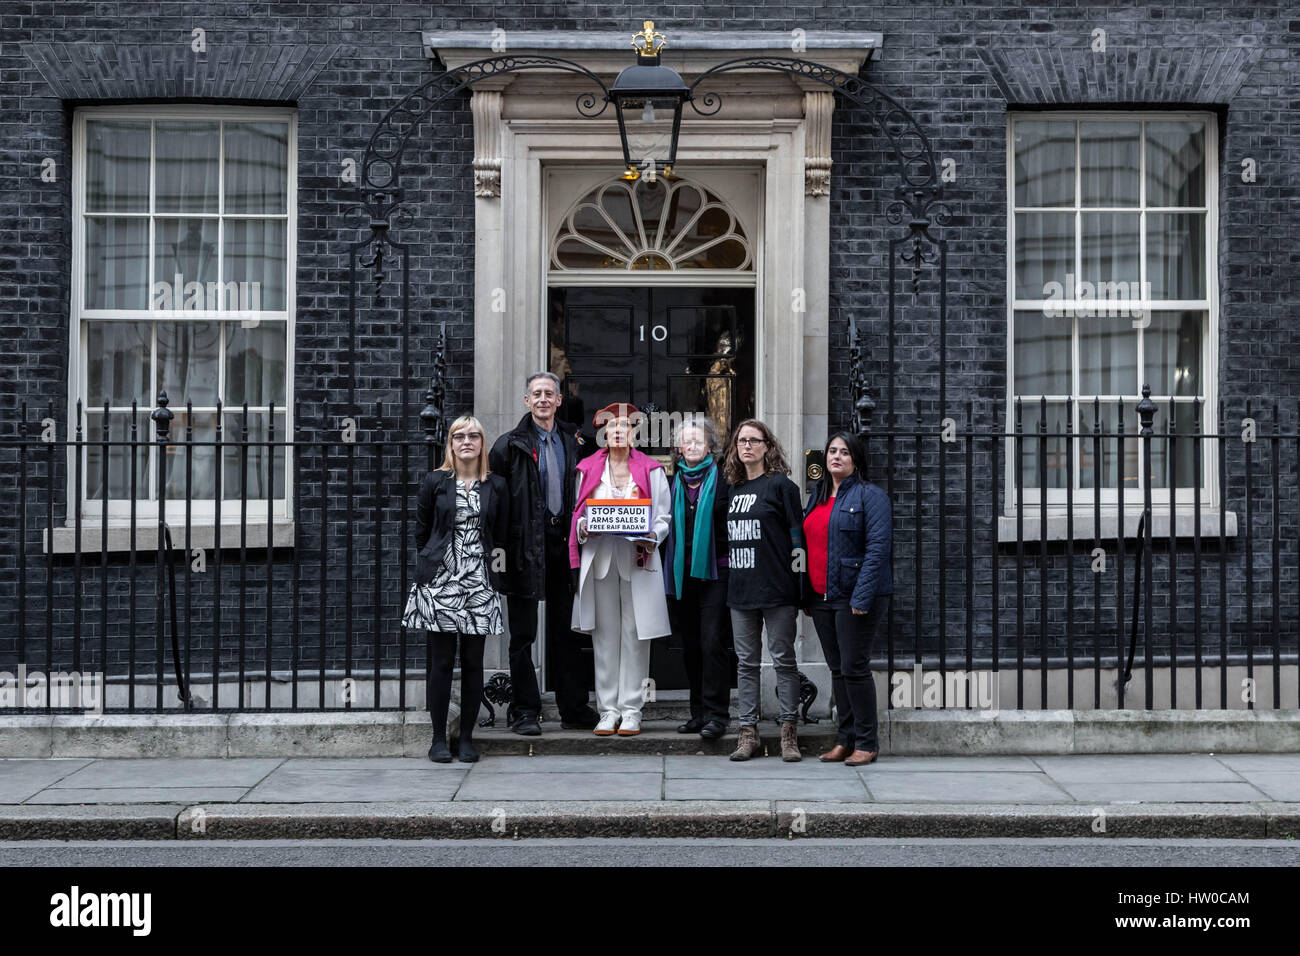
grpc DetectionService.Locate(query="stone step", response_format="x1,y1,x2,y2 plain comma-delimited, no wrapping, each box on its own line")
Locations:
464,720,838,756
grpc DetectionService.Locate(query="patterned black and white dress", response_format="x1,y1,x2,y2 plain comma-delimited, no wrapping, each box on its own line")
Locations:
401,480,503,635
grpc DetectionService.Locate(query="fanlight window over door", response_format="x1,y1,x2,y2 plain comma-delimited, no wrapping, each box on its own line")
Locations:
550,177,752,272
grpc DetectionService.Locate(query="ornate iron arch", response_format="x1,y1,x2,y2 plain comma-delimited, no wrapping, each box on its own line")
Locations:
685,56,953,428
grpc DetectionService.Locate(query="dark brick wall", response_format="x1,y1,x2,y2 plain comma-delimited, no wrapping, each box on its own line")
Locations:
1,2,1297,701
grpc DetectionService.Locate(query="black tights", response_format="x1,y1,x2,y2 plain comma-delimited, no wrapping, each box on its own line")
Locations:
427,631,486,746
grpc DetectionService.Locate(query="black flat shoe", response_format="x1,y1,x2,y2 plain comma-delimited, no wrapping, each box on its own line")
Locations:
427,739,453,763
677,718,706,734
457,739,480,763
699,719,727,739
561,709,600,730
508,714,542,736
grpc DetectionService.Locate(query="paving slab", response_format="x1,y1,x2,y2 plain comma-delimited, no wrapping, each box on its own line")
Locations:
863,771,1074,804
1238,774,1300,802
469,755,665,774
51,757,283,789
281,757,467,772
25,787,250,805
1058,781,1269,803
0,758,95,803
665,776,870,802
1032,754,1243,783
452,771,662,801
862,756,1042,772
1215,754,1300,773
244,767,466,802
664,755,847,778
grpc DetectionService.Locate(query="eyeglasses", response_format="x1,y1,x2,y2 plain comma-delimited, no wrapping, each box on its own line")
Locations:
736,437,766,447
452,432,483,443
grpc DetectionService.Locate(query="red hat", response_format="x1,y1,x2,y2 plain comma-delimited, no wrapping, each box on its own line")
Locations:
593,402,642,428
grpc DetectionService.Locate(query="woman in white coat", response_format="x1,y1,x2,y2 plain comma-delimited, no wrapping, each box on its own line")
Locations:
568,403,672,736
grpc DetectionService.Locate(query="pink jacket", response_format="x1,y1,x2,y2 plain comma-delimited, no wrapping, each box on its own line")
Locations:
568,447,665,569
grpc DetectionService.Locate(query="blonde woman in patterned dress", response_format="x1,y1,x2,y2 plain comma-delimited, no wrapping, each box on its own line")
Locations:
402,416,508,763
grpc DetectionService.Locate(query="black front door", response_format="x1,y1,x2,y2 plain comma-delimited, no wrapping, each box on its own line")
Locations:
548,285,755,689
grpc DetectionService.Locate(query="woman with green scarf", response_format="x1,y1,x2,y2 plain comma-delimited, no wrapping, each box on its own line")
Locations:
663,415,733,739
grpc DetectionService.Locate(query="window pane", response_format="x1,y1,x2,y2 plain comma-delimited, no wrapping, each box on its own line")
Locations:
1080,121,1139,207
1015,212,1073,297
87,321,152,407
1147,213,1205,299
1143,311,1203,398
1015,400,1070,490
85,120,150,213
1079,314,1137,395
1013,120,1074,207
1146,121,1205,207
157,321,221,406
226,323,287,407
84,412,150,500
1014,312,1071,395
153,219,219,304
1080,212,1139,289
155,121,219,213
223,412,287,500
163,411,217,500
223,219,286,310
1149,404,1202,490
85,218,148,310
223,122,288,214
1079,402,1139,490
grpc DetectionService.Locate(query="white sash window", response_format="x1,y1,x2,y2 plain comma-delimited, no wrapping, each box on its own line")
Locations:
1007,112,1217,509
71,106,296,523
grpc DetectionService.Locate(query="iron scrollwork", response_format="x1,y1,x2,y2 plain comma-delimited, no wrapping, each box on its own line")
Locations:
686,56,948,292
347,56,614,299
479,672,514,727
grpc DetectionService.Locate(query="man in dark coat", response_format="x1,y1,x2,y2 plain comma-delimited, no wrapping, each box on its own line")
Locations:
488,371,599,734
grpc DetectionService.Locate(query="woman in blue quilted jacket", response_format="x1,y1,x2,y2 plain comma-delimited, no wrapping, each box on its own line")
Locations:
801,431,893,767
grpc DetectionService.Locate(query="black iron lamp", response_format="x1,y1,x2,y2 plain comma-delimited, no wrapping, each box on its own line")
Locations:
609,21,690,181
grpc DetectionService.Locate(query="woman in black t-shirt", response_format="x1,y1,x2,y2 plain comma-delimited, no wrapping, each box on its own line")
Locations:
723,419,806,762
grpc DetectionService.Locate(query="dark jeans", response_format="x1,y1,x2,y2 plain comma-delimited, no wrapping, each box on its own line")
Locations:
810,595,888,751
668,573,732,724
427,631,485,744
506,529,593,722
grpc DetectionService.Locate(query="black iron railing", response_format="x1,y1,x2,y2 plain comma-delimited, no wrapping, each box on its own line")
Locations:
1,387,1297,713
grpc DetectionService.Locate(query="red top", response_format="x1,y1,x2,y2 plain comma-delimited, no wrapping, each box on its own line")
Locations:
803,496,834,595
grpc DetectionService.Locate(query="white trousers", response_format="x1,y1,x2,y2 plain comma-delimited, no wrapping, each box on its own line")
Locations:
591,565,652,720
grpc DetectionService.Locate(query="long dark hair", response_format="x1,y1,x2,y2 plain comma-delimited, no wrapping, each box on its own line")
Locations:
722,418,791,485
814,431,870,505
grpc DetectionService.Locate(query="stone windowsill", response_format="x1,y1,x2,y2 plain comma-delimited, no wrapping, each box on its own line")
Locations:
45,521,295,555
996,509,1237,544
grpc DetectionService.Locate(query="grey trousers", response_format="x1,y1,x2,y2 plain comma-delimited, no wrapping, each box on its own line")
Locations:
729,605,799,725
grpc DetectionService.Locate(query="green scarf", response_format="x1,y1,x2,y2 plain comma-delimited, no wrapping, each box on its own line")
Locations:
672,455,717,595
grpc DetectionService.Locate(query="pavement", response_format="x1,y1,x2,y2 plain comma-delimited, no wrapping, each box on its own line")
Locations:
3,748,1300,840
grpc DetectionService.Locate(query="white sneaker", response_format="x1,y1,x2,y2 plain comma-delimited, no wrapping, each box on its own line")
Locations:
594,713,620,736
616,714,641,736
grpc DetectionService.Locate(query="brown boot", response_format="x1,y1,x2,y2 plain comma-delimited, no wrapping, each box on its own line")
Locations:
780,721,801,762
729,724,762,761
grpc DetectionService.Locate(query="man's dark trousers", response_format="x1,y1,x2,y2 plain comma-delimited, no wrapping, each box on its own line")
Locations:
505,524,591,721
